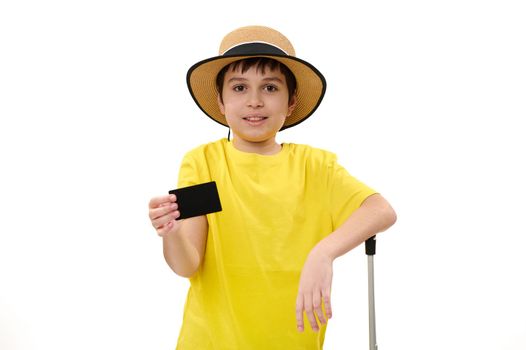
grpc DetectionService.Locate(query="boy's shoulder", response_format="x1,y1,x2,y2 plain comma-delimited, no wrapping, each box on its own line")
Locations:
183,138,227,158
286,142,338,161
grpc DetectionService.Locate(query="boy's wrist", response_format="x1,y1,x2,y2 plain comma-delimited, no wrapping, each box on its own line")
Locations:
310,241,336,263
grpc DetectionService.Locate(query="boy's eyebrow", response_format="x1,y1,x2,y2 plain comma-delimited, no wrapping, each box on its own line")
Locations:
262,77,285,83
226,76,285,84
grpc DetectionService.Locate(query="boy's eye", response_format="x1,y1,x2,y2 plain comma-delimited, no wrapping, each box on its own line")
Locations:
264,85,278,92
233,85,246,92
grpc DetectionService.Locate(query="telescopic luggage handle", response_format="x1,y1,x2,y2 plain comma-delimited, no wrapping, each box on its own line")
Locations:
365,235,376,256
365,236,378,350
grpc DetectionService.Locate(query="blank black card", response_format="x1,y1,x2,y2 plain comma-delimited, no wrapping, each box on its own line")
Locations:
169,181,222,220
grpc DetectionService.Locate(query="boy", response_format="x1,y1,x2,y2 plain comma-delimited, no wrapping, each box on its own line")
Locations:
148,26,396,349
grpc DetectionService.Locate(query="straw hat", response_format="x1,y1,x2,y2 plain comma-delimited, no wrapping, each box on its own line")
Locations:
186,25,326,130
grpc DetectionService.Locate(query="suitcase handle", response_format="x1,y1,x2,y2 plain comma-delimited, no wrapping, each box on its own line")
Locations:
365,235,378,350
365,235,376,256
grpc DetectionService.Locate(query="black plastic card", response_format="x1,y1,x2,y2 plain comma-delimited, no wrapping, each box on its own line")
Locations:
169,181,222,220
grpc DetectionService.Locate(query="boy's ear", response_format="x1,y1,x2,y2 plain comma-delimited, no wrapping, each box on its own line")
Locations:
287,93,298,117
217,94,225,115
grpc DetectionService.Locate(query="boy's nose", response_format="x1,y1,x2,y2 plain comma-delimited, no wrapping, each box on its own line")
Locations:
246,91,264,108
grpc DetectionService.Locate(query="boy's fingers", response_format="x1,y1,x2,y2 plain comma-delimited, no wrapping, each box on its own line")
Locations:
157,220,174,236
322,288,332,319
149,203,178,221
152,210,180,229
303,294,319,332
313,291,326,325
295,297,304,332
149,194,176,209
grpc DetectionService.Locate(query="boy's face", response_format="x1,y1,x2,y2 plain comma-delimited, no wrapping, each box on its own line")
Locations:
218,65,296,147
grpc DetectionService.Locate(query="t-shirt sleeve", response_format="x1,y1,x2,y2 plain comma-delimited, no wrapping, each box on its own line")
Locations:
177,151,201,188
328,156,378,229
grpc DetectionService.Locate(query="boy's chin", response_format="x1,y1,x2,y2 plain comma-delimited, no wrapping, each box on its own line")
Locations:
241,128,285,141
231,129,279,143
238,135,276,144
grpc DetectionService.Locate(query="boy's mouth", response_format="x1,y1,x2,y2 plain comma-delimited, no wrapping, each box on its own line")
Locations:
242,116,268,121
242,116,268,125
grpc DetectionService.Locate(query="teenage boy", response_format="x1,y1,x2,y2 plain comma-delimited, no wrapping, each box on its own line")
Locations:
148,25,396,349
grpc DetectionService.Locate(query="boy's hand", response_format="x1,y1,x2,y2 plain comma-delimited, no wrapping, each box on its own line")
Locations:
148,194,181,237
295,247,333,332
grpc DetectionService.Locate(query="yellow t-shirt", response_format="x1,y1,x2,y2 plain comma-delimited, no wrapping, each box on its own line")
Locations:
176,138,376,350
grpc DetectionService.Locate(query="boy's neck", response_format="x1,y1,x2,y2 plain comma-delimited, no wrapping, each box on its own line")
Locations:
231,137,282,155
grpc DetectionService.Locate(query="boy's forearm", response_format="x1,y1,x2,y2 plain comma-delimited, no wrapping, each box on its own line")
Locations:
314,194,397,261
163,232,200,278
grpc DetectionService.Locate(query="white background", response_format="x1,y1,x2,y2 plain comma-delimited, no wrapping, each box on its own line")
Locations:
1,1,525,349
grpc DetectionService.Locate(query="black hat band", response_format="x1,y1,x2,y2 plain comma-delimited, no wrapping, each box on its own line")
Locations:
223,42,288,56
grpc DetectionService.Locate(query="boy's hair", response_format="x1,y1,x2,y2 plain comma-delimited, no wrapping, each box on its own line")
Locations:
215,57,297,104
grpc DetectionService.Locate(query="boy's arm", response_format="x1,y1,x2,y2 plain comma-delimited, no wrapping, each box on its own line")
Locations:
295,193,396,332
317,193,396,260
149,194,208,278
162,215,208,278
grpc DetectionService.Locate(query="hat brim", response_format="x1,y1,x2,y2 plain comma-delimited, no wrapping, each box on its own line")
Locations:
187,54,326,130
